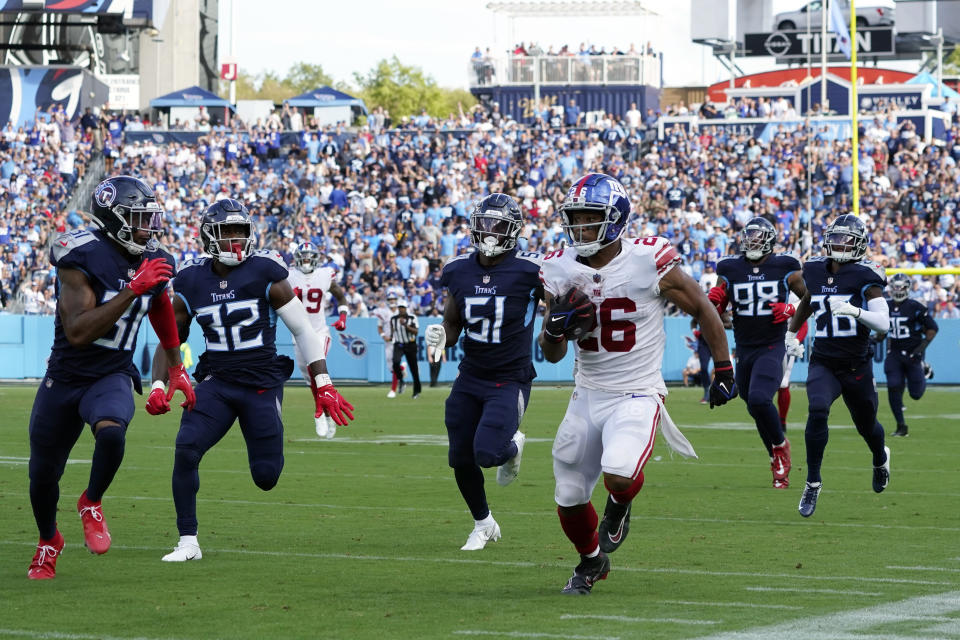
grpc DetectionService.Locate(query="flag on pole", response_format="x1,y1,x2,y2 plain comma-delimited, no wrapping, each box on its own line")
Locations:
829,0,852,59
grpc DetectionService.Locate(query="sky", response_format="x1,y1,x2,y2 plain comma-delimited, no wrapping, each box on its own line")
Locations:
220,0,916,91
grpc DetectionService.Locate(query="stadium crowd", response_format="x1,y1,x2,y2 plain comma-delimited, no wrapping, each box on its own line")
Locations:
3,98,960,320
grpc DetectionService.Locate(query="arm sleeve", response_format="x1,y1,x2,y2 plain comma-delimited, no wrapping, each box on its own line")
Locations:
276,296,326,365
148,290,180,349
856,296,890,333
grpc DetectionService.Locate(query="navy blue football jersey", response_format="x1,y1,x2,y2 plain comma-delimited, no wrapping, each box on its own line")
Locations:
802,257,886,361
717,253,802,348
174,250,294,388
46,228,175,392
887,298,938,353
439,249,542,382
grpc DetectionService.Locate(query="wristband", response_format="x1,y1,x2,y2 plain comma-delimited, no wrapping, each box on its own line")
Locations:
151,380,166,391
338,305,349,315
314,373,332,388
714,360,733,371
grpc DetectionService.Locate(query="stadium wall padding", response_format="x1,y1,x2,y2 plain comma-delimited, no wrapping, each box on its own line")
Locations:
2,314,958,385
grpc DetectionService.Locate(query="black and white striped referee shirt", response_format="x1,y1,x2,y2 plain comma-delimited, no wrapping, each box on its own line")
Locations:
389,313,419,344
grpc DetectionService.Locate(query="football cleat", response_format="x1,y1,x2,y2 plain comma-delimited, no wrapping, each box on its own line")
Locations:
460,517,501,551
77,490,111,554
598,495,631,553
798,482,822,518
873,446,891,493
387,390,396,399
162,536,203,562
325,420,336,439
891,424,908,437
27,530,64,580
496,430,525,487
771,439,791,489
561,551,611,595
315,414,329,438
398,379,406,395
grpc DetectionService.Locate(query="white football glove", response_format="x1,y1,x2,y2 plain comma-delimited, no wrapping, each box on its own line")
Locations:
785,330,804,359
831,300,862,319
425,324,446,363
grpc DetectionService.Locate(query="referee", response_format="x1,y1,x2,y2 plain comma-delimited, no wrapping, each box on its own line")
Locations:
389,299,422,398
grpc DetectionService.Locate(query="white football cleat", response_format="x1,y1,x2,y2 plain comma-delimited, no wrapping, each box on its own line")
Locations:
325,420,336,440
386,390,396,399
315,414,329,438
460,516,501,551
497,430,526,487
162,536,202,562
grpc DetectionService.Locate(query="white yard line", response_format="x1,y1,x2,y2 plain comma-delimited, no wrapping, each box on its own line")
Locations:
454,632,615,640
657,600,802,610
0,630,188,640
745,586,884,596
559,614,717,625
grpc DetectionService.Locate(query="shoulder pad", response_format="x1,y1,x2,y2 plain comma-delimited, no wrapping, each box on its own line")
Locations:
178,257,209,273
514,250,543,267
806,256,828,266
718,255,739,263
50,229,99,265
777,253,803,270
251,249,288,269
857,259,886,282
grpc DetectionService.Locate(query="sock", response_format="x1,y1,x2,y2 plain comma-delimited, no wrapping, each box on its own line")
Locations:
558,503,599,555
454,465,489,521
86,426,125,502
777,387,791,425
604,471,644,505
748,399,784,458
30,480,59,541
888,386,905,425
391,372,398,392
804,414,829,484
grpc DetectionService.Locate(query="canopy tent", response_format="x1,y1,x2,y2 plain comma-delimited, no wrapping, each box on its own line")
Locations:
149,85,231,108
284,86,367,126
905,72,960,100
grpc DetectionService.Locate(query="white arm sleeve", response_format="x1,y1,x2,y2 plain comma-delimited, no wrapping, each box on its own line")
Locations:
856,296,890,333
276,296,326,365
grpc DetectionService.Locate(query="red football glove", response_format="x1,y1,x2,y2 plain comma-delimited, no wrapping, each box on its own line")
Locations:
167,363,196,410
128,258,173,295
769,302,796,324
707,282,728,315
314,383,355,426
333,312,347,332
144,364,196,415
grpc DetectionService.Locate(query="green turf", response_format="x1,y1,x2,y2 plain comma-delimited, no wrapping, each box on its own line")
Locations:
0,383,957,640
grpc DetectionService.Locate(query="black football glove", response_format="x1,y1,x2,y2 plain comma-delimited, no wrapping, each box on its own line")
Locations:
908,342,927,361
544,288,596,343
709,360,738,408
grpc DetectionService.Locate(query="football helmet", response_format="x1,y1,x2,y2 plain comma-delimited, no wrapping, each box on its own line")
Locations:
470,193,523,257
386,292,398,310
740,217,776,261
823,214,868,263
294,242,320,274
199,198,255,266
888,273,910,302
559,173,630,257
90,175,163,255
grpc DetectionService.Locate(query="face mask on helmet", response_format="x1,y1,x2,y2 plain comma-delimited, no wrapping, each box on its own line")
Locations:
470,212,521,257
741,225,774,261
91,177,163,255
203,220,254,266
889,274,910,302
559,175,629,257
824,230,865,263
294,245,319,274
561,208,619,257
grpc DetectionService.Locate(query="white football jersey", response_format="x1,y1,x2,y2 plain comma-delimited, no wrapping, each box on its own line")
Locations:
372,304,396,340
287,266,336,332
539,237,681,394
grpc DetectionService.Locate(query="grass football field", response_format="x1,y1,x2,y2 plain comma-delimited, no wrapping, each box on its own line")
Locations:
0,383,958,640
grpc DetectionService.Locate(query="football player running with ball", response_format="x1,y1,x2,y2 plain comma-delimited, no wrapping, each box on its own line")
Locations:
539,173,736,595
153,199,354,562
287,241,350,439
709,217,808,489
425,194,544,551
786,214,891,518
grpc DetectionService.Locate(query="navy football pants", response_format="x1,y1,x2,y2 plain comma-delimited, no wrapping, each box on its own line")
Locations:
736,343,787,456
171,377,284,535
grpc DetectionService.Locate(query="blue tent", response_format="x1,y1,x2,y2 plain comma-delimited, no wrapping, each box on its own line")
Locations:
284,86,367,114
906,72,960,100
150,85,231,108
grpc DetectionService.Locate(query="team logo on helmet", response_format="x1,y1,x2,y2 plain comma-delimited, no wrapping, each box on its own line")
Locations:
338,333,367,359
94,182,117,208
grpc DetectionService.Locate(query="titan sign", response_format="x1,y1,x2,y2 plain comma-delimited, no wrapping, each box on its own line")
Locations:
744,28,895,59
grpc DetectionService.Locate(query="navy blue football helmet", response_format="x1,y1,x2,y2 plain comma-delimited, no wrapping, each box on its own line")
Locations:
889,272,910,302
559,173,631,257
293,242,320,274
199,198,255,266
824,214,868,263
470,193,523,257
90,175,163,255
740,217,776,261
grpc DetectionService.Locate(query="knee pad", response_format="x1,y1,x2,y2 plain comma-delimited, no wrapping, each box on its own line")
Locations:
908,390,924,401
250,461,282,491
474,445,504,469
173,446,202,471
94,425,125,451
555,480,590,508
552,414,587,466
447,444,475,469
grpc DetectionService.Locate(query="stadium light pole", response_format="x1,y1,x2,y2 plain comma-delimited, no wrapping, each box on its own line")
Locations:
820,0,828,111
229,0,236,107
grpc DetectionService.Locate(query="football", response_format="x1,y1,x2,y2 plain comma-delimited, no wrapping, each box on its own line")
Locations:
554,288,597,340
